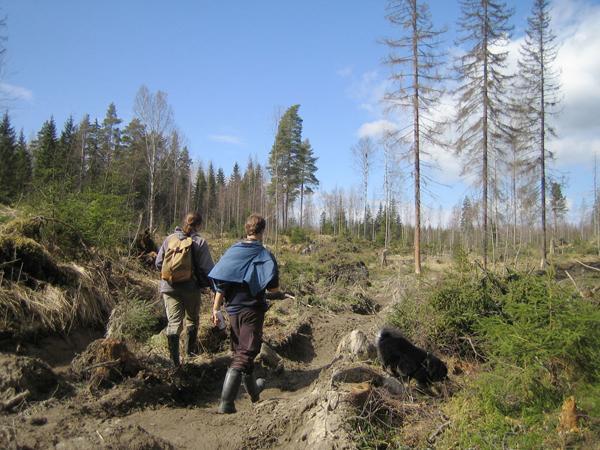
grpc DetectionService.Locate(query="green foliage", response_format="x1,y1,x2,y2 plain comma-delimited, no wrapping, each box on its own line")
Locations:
428,274,503,354
437,273,600,448
481,273,600,381
58,192,132,249
388,268,503,354
107,294,159,343
288,226,311,245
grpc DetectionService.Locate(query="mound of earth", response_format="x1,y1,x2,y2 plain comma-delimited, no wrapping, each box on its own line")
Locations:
0,353,66,409
72,339,142,389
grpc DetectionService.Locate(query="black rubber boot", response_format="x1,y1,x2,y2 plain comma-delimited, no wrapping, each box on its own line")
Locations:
242,372,265,403
167,334,180,368
186,326,199,357
218,368,242,414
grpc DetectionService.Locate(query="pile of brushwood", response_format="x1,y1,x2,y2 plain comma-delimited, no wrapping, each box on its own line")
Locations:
278,236,380,314
376,262,600,448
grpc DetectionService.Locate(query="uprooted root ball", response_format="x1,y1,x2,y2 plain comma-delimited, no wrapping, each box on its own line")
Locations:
71,338,142,389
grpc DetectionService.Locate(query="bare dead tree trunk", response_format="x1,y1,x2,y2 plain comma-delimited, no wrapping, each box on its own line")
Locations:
482,0,489,270
412,4,422,274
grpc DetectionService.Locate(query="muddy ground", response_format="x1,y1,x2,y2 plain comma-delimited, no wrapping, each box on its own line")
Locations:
0,261,411,450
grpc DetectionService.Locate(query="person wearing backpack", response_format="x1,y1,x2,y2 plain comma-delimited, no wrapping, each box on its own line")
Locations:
208,213,283,414
156,212,214,367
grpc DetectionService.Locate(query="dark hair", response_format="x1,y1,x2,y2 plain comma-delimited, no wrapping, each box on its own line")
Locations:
245,214,266,236
183,212,203,235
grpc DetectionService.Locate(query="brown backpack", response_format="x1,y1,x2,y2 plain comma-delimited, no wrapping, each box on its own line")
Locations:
161,235,194,283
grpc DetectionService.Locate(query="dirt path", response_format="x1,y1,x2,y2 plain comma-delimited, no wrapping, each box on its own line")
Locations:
0,271,395,450
114,275,392,449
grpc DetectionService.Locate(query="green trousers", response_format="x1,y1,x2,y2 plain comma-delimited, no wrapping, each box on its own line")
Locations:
163,290,201,336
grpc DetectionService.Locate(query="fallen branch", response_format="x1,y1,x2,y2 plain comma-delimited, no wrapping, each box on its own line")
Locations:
82,359,121,372
564,271,584,298
427,420,451,444
575,259,600,272
459,336,485,361
0,390,30,411
0,259,20,269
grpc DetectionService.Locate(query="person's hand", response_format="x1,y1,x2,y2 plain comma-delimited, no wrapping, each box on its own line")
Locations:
212,309,220,326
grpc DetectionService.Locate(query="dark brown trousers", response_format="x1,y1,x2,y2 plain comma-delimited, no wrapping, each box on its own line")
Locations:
229,308,265,372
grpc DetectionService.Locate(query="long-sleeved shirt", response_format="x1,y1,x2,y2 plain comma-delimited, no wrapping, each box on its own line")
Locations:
155,227,214,294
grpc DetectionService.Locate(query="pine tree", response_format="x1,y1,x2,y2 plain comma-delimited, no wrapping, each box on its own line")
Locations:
455,0,513,269
517,0,560,267
0,112,17,202
383,0,446,274
86,119,102,186
297,139,319,228
76,114,91,192
118,118,147,211
268,104,303,229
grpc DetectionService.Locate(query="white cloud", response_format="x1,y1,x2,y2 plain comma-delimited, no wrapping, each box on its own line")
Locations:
357,119,396,138
336,66,353,77
208,134,243,145
0,82,33,102
346,70,390,116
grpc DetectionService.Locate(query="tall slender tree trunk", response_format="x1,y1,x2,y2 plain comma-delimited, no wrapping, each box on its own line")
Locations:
413,5,422,275
79,130,87,193
540,33,547,267
482,0,489,270
300,181,305,228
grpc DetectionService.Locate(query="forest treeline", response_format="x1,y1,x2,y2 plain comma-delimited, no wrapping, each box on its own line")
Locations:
1,0,600,268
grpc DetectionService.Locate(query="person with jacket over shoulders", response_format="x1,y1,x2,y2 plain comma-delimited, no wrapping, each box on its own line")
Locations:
209,213,283,414
155,212,214,367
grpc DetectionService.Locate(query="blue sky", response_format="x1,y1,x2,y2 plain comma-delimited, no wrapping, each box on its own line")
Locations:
2,0,599,224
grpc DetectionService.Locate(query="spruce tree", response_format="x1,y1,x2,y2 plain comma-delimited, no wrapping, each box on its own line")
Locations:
0,112,17,202
59,116,77,188
100,103,122,191
14,130,32,195
454,0,513,269
32,117,59,184
206,162,217,224
517,0,560,267
193,162,207,214
383,0,446,274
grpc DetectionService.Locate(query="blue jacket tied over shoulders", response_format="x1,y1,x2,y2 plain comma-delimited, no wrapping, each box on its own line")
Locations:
208,241,276,297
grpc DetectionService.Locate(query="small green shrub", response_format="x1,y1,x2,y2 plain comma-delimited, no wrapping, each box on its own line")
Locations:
439,273,600,448
107,295,160,343
288,227,311,245
388,270,503,355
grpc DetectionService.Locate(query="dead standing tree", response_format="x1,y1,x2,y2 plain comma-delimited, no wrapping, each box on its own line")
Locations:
133,86,173,232
517,0,561,268
454,0,513,269
383,0,446,275
352,137,377,239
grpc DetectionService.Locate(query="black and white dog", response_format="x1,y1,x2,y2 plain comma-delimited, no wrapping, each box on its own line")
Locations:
376,327,448,386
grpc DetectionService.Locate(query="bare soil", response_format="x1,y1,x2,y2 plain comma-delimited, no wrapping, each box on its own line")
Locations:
0,266,409,450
